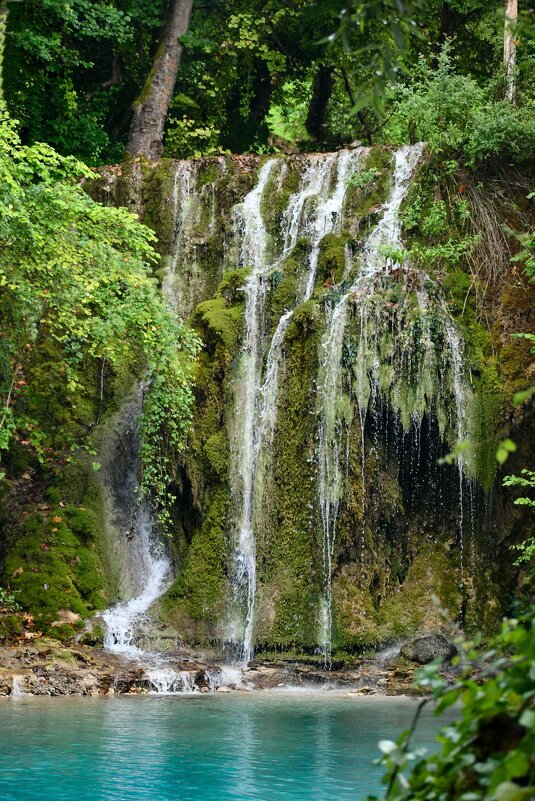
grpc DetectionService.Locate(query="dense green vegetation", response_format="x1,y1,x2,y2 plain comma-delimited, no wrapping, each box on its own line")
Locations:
0,112,199,514
370,609,535,801
3,1,534,162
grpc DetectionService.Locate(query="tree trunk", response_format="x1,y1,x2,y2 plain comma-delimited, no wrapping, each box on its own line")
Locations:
126,0,193,160
0,1,8,108
305,66,334,142
503,0,518,103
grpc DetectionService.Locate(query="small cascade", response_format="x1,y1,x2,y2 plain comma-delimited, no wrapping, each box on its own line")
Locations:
145,668,195,694
316,144,425,664
11,675,26,696
100,390,173,662
102,505,172,658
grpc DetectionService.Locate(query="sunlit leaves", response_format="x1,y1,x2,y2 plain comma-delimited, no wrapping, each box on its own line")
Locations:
0,112,200,526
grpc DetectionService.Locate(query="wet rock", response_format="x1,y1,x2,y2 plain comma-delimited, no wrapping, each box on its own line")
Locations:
399,634,457,665
347,686,378,696
245,665,299,690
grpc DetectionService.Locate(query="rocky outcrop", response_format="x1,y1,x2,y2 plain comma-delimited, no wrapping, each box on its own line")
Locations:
399,634,458,665
0,641,458,697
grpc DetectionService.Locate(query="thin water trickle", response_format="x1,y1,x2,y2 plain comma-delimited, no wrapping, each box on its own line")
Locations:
10,676,26,696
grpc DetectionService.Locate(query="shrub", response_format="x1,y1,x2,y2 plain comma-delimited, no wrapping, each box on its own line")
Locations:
369,611,535,801
383,46,535,167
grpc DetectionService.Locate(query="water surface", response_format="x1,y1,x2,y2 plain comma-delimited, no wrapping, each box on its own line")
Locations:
0,693,452,801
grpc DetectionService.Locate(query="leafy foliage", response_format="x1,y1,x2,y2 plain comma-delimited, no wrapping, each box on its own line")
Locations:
383,46,535,165
368,611,535,801
0,586,20,611
0,112,200,524
503,469,535,571
5,0,166,163
3,0,535,160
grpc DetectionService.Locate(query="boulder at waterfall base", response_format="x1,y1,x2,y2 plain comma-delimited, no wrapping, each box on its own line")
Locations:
399,634,457,665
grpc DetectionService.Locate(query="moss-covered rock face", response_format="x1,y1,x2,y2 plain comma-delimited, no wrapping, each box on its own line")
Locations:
38,148,531,657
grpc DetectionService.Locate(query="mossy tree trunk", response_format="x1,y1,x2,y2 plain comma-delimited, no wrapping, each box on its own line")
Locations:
504,0,518,103
126,0,193,160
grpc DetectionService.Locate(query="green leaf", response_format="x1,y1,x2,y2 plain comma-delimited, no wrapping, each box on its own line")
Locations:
493,781,525,801
519,709,535,729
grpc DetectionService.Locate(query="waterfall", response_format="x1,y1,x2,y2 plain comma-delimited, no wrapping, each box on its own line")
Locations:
230,160,277,665
230,151,369,664
101,162,203,663
96,145,482,667
259,148,369,446
316,144,424,664
102,505,172,657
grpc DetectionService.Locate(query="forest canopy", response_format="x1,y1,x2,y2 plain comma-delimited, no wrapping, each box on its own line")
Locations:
3,0,535,164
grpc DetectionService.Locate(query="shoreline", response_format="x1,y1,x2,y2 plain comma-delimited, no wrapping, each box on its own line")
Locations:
0,638,439,698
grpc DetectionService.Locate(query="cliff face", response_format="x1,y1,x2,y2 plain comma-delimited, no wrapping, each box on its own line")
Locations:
3,148,533,655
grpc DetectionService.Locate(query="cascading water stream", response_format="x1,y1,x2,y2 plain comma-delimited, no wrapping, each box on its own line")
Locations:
102,506,172,657
102,164,199,669
316,144,425,665
230,160,277,665
258,148,368,446
231,151,370,664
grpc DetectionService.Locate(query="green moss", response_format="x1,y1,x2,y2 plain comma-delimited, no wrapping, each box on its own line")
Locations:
78,623,104,646
197,159,221,189
343,147,393,237
3,496,107,630
332,565,382,650
217,267,250,305
0,613,23,642
260,158,300,245
193,296,244,352
163,487,229,631
203,430,229,479
317,233,351,284
378,546,462,639
253,294,322,648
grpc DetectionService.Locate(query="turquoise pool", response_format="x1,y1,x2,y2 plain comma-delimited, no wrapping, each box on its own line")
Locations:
0,692,452,801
